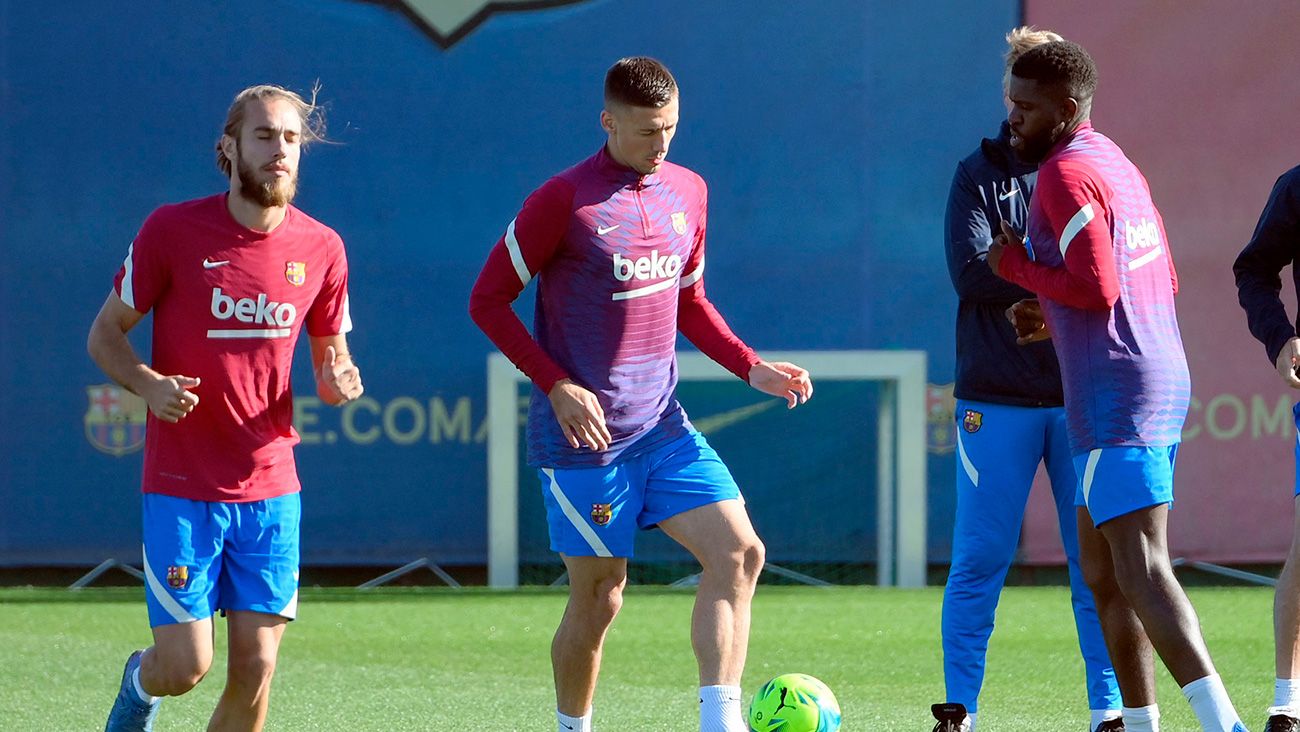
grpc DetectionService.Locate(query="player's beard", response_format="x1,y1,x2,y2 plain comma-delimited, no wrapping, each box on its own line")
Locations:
236,153,297,208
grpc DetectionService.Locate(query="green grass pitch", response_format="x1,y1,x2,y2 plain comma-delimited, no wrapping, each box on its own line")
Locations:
0,584,1274,730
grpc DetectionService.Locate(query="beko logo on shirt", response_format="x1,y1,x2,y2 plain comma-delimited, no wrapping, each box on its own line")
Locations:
208,287,296,339
1124,219,1160,250
613,250,683,282
1123,218,1164,272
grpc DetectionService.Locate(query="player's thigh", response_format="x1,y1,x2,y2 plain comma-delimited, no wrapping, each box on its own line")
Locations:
1074,445,1176,529
1074,505,1117,591
657,499,760,570
142,493,225,628
953,401,1051,536
225,610,289,670
218,493,301,621
640,430,743,534
561,554,629,595
539,463,643,558
150,617,216,677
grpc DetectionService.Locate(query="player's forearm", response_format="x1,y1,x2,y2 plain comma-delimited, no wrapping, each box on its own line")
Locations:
468,298,569,392
87,324,164,396
677,293,760,380
1000,251,1117,311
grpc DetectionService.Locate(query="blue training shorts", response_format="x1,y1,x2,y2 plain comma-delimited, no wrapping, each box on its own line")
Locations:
1074,445,1177,526
142,492,301,627
538,430,741,558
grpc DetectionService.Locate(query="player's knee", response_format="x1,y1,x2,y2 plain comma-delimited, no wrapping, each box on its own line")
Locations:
592,576,626,625
226,647,278,691
1079,553,1119,602
738,537,765,586
151,654,211,695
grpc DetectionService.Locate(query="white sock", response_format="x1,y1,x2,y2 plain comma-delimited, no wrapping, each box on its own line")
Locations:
131,667,159,704
1270,677,1300,716
699,685,745,732
557,708,592,732
1091,708,1122,731
1182,674,1243,731
1123,704,1160,732
966,712,976,731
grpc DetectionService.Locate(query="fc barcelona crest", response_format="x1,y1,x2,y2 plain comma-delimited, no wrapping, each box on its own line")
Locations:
671,211,688,235
591,503,612,526
962,409,983,434
285,261,306,286
84,384,147,456
166,566,189,589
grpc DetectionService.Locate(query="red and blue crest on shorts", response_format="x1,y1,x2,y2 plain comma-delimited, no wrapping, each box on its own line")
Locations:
962,409,983,434
166,565,189,589
590,503,612,526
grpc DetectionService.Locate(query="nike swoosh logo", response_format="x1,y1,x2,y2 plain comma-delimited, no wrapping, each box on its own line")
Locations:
596,224,620,235
999,187,1019,201
203,258,230,269
560,725,574,730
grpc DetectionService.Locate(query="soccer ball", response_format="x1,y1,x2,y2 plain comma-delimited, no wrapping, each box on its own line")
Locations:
748,673,841,732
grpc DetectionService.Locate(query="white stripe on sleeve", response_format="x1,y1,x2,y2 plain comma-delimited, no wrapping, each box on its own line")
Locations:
1058,203,1096,258
120,242,136,309
504,219,532,287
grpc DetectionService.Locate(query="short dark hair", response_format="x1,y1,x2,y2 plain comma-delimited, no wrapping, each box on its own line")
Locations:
604,56,678,108
1010,40,1098,102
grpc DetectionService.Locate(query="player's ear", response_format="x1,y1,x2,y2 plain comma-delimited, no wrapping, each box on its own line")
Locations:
599,108,615,135
1062,96,1080,122
220,135,237,165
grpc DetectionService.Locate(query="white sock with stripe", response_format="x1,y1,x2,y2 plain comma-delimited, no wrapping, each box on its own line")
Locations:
132,667,159,704
1270,677,1300,717
1182,674,1243,731
1122,704,1160,732
557,708,591,732
699,685,746,732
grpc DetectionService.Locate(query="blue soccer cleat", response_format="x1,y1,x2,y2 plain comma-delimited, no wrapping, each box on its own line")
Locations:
105,650,160,731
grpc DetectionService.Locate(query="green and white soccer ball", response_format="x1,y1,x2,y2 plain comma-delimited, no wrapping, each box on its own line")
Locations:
748,673,841,732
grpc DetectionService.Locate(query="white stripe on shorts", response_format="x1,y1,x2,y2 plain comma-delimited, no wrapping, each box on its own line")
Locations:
1080,448,1104,504
542,468,612,557
142,544,198,623
956,432,979,488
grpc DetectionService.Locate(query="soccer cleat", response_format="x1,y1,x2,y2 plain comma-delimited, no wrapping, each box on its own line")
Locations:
105,650,160,731
1266,715,1300,732
1095,718,1125,731
931,703,970,732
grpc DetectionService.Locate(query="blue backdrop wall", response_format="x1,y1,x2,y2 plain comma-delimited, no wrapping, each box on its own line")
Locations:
0,0,1019,567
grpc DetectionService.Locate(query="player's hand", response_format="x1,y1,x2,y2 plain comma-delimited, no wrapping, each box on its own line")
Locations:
748,361,813,409
548,379,612,451
1006,298,1051,345
987,220,1025,278
141,374,201,423
1276,337,1300,389
320,345,363,403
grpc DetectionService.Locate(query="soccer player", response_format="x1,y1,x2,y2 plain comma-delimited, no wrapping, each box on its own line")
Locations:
1233,166,1300,732
987,41,1248,732
89,84,362,732
934,26,1121,732
468,57,812,732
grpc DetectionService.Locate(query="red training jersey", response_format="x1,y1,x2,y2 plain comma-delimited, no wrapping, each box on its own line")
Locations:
113,193,351,502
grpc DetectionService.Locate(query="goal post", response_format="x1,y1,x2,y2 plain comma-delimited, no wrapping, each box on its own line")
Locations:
486,350,928,588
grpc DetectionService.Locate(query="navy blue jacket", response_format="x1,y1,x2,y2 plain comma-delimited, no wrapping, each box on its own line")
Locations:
1234,165,1300,365
944,122,1064,407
